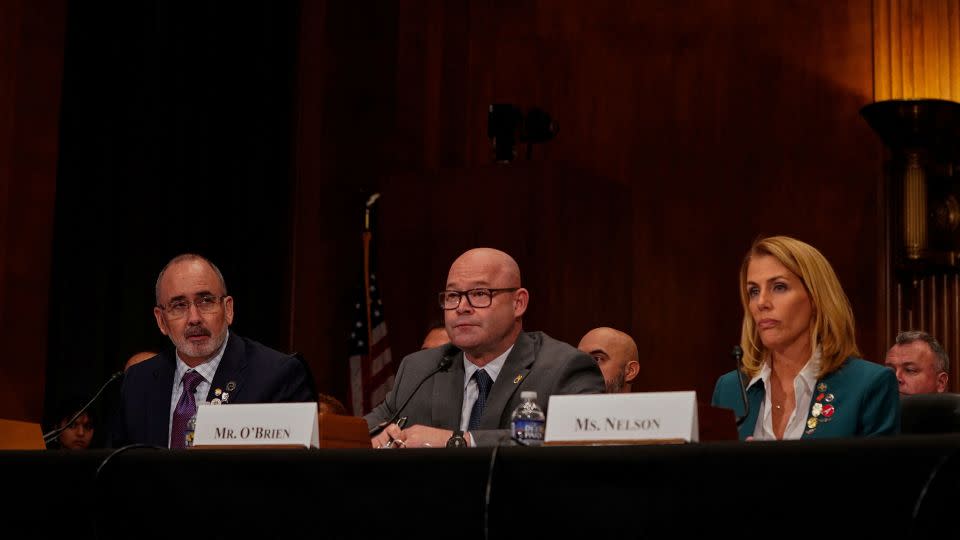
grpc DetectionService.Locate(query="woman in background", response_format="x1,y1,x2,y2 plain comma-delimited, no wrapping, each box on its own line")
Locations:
713,235,898,440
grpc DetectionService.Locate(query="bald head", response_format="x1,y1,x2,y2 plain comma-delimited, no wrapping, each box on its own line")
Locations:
444,248,528,364
448,248,521,288
124,351,157,371
578,327,639,393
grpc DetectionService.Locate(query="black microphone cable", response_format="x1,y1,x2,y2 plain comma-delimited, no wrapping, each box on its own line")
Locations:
43,371,124,445
481,433,533,540
483,442,501,540
732,345,750,427
910,447,958,537
91,443,164,539
369,355,453,437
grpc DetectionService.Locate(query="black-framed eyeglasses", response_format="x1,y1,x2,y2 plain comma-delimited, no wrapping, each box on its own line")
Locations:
157,295,227,319
438,288,519,310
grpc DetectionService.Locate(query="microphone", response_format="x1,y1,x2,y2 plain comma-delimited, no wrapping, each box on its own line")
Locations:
43,371,124,445
368,353,454,436
732,346,749,427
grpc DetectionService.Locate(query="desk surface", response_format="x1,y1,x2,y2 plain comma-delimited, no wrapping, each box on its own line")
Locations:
4,435,958,539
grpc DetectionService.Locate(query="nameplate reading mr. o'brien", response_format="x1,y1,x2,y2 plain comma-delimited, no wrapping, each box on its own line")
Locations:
544,391,699,445
194,402,319,449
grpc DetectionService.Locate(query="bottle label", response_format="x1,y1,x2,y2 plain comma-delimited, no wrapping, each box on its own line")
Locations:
512,419,545,440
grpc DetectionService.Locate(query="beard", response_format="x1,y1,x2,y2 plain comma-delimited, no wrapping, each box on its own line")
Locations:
171,324,227,360
605,368,626,394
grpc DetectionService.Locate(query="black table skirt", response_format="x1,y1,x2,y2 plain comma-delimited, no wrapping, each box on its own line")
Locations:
5,435,958,539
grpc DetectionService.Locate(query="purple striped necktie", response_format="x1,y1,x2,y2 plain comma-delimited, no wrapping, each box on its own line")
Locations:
170,370,205,449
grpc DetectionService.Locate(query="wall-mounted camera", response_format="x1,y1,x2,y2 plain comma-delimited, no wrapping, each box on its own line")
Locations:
487,104,559,163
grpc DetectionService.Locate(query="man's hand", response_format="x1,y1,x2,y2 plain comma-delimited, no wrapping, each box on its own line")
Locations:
370,424,459,448
398,425,453,448
370,423,404,448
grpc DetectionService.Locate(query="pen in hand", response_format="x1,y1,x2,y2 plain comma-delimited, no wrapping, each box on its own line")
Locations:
385,416,409,448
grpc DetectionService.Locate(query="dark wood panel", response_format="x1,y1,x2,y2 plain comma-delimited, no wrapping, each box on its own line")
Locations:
291,1,883,405
376,163,633,360
289,0,400,398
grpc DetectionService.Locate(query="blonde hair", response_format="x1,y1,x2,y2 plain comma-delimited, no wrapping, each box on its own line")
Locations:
739,236,859,379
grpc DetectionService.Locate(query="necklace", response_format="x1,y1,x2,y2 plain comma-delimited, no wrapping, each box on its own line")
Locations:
770,370,790,411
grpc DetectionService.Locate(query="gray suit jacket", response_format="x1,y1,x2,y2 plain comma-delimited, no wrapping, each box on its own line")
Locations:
364,331,605,446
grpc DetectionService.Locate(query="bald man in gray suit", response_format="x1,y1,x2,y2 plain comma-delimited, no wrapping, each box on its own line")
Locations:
366,248,605,448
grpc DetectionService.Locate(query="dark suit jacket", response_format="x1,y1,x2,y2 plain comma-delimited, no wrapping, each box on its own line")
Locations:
112,333,316,447
364,331,606,446
712,356,899,440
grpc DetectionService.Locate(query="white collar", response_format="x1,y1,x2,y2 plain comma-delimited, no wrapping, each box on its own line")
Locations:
462,344,514,389
747,346,822,391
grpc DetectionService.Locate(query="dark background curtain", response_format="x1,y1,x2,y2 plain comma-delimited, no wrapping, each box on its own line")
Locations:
43,1,300,437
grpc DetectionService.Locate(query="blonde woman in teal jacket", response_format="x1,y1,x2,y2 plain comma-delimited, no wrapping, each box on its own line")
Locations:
712,236,899,440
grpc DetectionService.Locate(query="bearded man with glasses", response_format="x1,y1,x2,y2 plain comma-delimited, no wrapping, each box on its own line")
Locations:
367,248,605,448
112,254,315,448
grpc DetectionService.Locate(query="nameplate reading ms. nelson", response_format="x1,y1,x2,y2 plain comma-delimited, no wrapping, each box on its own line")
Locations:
544,392,699,445
193,402,319,448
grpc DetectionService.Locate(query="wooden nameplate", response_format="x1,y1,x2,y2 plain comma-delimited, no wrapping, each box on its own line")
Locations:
0,418,45,450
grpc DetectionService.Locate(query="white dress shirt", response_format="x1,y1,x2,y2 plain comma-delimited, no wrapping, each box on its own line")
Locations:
167,331,229,447
747,347,821,441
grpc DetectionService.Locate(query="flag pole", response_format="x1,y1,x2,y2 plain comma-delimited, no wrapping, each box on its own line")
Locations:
363,193,381,354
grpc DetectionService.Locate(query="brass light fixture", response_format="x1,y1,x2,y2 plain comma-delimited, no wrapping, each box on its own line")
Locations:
861,99,960,263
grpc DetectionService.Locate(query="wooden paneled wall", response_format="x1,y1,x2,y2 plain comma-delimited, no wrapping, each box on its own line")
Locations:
291,1,884,402
874,0,960,387
895,276,960,389
1,1,908,415
0,0,67,421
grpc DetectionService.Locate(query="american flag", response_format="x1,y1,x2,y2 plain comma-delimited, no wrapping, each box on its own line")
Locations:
347,195,394,415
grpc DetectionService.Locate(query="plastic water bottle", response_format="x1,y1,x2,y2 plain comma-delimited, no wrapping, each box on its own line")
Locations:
510,391,545,446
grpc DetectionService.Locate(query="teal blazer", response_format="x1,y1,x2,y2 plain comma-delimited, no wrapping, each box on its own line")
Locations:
712,357,899,440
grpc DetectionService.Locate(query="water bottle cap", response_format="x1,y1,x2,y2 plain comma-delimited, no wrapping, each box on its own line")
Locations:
520,391,537,400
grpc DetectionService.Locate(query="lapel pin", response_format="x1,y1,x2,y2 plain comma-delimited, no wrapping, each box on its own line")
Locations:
513,374,524,384
221,392,230,404
226,381,237,392
822,404,835,418
817,383,827,392
815,392,825,402
811,403,823,417
807,417,818,429
824,393,835,403
211,398,222,405
214,388,222,397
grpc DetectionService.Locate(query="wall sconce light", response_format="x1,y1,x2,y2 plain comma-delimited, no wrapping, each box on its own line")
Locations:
861,99,960,263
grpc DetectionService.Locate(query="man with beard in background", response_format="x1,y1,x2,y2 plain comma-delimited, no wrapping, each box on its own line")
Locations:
578,327,639,393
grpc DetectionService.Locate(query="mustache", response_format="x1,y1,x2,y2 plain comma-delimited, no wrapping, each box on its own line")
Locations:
185,326,211,338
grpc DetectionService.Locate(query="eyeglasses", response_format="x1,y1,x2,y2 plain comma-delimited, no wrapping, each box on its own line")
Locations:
438,288,519,310
157,295,227,319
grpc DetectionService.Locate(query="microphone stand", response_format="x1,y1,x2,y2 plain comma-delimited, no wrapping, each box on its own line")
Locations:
43,371,124,445
369,356,453,436
732,346,750,427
